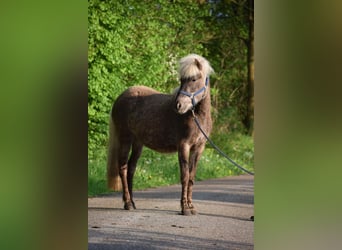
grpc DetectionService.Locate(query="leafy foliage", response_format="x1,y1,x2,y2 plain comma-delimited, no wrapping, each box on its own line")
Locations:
88,0,253,157
88,0,212,157
207,0,252,133
88,0,254,195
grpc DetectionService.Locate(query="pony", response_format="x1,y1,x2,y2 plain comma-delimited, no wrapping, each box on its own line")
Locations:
107,54,214,215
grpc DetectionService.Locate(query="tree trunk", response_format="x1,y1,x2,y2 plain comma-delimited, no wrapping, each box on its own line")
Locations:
245,0,254,136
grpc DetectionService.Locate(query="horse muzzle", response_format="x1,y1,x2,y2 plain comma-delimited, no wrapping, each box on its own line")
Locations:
175,98,193,114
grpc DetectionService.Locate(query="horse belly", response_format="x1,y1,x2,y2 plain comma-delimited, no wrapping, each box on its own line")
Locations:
143,133,178,153
145,141,177,154
133,126,178,153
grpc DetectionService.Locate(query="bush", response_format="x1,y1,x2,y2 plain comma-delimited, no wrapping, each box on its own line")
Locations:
88,0,211,158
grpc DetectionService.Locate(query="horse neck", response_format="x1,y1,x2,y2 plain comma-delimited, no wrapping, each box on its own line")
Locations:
196,86,211,116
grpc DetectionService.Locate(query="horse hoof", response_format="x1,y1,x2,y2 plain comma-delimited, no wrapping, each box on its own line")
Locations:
190,209,197,215
124,202,135,210
181,209,192,216
188,203,197,215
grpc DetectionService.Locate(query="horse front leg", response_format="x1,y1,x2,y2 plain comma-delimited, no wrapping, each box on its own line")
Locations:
178,143,191,215
187,143,205,215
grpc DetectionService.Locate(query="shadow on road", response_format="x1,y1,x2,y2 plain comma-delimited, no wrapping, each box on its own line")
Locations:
97,175,254,205
89,227,253,250
88,206,251,222
88,176,254,250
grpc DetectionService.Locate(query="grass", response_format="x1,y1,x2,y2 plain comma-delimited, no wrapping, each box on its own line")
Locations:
88,132,254,197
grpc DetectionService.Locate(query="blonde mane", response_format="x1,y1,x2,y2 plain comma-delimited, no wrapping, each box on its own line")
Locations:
178,54,214,79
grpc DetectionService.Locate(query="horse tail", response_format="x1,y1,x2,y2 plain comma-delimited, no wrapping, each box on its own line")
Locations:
107,111,122,191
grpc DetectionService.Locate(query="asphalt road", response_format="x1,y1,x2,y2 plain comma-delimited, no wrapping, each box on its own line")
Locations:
88,175,254,250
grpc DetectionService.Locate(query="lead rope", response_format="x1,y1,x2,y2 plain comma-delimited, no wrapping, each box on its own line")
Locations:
192,110,255,176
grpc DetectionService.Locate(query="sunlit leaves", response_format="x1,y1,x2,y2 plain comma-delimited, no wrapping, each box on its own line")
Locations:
88,0,211,157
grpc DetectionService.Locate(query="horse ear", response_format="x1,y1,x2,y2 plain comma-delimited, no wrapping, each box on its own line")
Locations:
194,59,202,70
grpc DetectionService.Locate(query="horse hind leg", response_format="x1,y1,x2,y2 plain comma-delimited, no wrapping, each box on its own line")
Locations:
127,141,143,209
117,137,135,210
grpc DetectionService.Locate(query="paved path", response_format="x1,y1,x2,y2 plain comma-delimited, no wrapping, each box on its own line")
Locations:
88,175,254,249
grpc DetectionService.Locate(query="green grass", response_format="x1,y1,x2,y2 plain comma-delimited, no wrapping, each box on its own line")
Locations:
88,132,254,197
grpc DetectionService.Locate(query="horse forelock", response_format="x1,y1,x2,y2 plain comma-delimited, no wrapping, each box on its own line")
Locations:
179,54,214,80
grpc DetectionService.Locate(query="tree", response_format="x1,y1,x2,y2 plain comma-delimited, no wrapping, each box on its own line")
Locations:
244,0,254,136
206,0,254,135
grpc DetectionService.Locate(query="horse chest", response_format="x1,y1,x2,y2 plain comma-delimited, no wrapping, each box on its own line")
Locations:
178,118,208,146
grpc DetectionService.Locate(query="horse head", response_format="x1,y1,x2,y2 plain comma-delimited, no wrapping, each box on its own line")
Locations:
175,54,214,114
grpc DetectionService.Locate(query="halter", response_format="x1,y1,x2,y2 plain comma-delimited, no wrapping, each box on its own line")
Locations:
178,77,209,110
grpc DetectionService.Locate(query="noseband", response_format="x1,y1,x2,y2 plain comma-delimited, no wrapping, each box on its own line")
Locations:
178,77,209,109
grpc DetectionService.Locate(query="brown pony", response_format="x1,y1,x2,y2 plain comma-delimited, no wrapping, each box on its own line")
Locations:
107,54,214,215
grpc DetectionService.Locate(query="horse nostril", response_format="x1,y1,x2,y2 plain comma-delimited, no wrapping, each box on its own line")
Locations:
176,102,182,110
